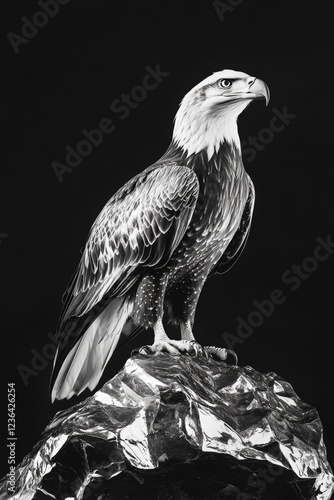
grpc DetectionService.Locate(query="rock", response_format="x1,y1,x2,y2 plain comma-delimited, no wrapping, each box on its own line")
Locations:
1,353,333,499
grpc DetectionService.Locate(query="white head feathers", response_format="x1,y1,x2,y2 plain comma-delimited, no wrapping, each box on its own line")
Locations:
173,70,257,160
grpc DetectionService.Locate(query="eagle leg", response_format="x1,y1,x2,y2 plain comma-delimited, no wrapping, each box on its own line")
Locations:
180,320,195,341
204,346,238,365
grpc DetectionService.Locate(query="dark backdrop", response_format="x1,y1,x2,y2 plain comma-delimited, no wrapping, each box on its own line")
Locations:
1,0,333,483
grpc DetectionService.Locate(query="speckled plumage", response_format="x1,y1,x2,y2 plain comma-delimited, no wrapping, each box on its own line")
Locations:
50,70,268,401
162,143,252,327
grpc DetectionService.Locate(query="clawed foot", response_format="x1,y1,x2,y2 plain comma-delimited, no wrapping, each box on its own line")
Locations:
204,346,238,365
132,340,205,357
132,341,238,365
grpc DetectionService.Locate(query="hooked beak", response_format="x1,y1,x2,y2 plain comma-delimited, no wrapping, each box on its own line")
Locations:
224,78,270,106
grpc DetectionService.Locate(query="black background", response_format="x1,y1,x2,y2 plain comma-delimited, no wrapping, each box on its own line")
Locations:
1,0,333,486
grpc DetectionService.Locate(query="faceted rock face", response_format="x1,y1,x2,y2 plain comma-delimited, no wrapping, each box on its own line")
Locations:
1,354,333,500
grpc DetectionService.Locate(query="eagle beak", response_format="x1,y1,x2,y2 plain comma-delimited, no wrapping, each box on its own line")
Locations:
223,78,270,106
248,78,270,106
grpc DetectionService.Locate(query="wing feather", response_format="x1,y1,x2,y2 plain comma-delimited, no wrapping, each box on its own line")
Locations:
59,163,199,324
209,177,255,275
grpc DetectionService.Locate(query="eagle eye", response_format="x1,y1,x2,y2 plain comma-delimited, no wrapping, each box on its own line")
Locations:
219,79,232,89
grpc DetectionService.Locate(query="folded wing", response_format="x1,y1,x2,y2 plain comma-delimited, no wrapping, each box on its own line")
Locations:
51,163,199,399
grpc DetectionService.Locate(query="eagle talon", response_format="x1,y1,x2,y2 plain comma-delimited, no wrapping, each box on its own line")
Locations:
204,346,238,365
188,341,198,357
226,349,238,365
186,340,204,357
137,345,153,355
131,347,140,357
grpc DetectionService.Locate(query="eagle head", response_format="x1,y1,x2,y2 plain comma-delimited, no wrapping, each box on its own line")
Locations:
173,69,270,159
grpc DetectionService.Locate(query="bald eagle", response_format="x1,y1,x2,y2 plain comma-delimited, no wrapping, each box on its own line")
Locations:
50,70,269,402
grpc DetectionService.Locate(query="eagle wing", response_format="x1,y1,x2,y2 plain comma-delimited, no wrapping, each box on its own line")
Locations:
59,163,199,326
210,177,255,275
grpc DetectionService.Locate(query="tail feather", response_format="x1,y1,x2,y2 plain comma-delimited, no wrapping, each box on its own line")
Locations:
51,297,133,402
